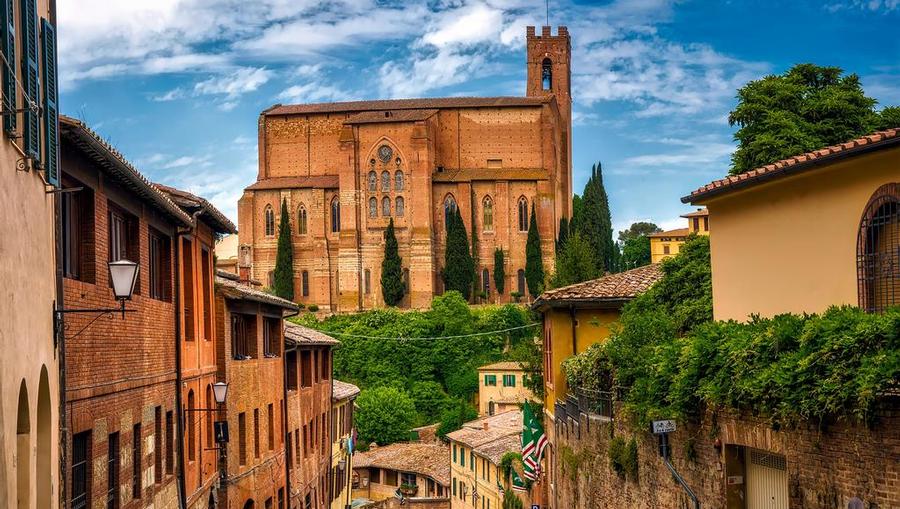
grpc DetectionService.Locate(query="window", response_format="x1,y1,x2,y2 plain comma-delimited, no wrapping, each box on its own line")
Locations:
382,196,391,217
268,403,275,451
265,498,273,509
460,448,465,467
201,246,212,338
482,196,493,231
381,171,390,192
264,317,281,357
395,196,405,217
542,58,552,90
278,488,285,509
108,205,140,292
154,406,162,484
148,230,171,301
286,432,293,468
61,184,94,281
384,470,398,486
517,269,525,295
264,205,275,236
300,350,312,387
364,269,371,295
232,313,257,360
484,375,497,386
187,390,196,461
470,452,475,471
857,183,900,313
254,409,260,459
205,386,213,447
517,197,529,232
368,197,377,218
286,351,298,390
302,270,309,297
294,427,301,461
72,431,91,509
395,171,404,191
503,374,516,387
703,216,709,231
331,198,341,233
482,268,489,294
693,217,700,231
297,205,308,235
183,238,195,341
444,195,457,226
132,424,142,499
165,411,173,474
368,171,377,192
107,432,119,509
453,478,457,496
302,424,309,458
401,472,416,486
238,412,247,465
663,245,670,255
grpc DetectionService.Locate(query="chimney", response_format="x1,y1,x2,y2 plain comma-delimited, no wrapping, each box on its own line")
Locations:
483,421,489,431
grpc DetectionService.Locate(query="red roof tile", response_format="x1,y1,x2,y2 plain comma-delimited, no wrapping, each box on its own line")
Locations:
648,228,689,238
532,264,663,310
353,442,450,486
265,96,550,116
246,175,339,191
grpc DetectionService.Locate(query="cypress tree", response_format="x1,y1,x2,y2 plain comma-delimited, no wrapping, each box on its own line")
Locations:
272,198,294,300
381,218,404,306
556,216,569,254
577,162,616,273
493,248,505,295
524,203,545,297
443,208,474,299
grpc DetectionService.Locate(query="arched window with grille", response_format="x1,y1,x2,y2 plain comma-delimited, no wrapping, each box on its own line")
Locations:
381,171,390,192
368,171,377,192
395,197,405,217
368,197,377,218
857,183,900,313
297,204,308,235
395,171,404,192
517,269,526,295
542,58,552,90
264,205,275,236
517,197,529,232
482,196,493,231
330,197,340,233
444,195,458,226
382,196,391,217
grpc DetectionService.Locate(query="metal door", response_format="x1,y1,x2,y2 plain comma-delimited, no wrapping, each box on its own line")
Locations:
746,448,788,509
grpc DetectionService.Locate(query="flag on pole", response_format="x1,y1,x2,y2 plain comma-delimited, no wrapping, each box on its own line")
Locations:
521,400,547,481
511,468,528,492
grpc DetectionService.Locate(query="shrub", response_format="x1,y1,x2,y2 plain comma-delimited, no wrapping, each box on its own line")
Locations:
307,304,319,312
608,436,638,480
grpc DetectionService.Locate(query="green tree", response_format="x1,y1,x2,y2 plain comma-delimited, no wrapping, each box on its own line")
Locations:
493,248,506,295
556,217,570,254
875,106,900,130
443,208,475,300
617,222,661,244
549,232,599,288
503,491,524,509
620,235,652,270
729,63,898,175
355,386,417,446
577,162,616,274
571,194,583,233
272,198,294,300
524,203,545,297
437,398,479,438
381,218,405,306
408,381,451,425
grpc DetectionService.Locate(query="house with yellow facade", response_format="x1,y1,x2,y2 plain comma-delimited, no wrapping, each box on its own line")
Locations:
352,442,450,505
446,411,530,509
330,380,359,509
648,207,709,263
476,362,533,416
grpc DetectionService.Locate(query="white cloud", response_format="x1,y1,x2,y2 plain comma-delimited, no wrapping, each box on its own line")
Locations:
194,67,273,99
420,4,505,48
277,82,353,104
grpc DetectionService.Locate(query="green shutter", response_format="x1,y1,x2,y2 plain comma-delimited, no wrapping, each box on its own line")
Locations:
20,0,38,159
1,0,14,134
40,18,57,185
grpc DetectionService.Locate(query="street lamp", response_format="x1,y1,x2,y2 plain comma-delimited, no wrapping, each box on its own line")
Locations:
212,382,229,404
54,259,139,338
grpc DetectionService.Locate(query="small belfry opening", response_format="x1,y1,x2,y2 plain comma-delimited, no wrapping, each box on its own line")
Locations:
542,58,552,90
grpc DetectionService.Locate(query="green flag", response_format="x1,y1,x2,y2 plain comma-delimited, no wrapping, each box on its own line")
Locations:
521,401,547,481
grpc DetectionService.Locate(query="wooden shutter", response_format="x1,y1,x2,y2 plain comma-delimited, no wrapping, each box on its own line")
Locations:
1,0,14,134
41,18,57,186
20,0,38,159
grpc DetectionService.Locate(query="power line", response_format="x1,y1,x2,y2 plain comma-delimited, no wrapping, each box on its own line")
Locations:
317,322,541,341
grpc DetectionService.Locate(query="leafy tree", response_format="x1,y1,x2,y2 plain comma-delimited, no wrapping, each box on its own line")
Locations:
355,386,417,446
570,194,583,234
576,162,616,274
493,248,506,295
621,235,652,269
875,106,900,130
408,381,451,425
273,198,294,300
729,63,898,175
443,208,475,300
503,492,524,509
549,232,599,288
618,222,661,244
524,203,545,297
437,398,479,438
556,217,570,253
381,218,405,306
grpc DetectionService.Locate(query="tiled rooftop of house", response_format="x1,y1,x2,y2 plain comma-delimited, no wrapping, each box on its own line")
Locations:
478,361,525,372
680,208,709,218
284,321,340,346
264,96,551,116
446,410,522,465
353,442,451,486
684,128,900,203
215,271,299,311
533,264,663,310
648,228,690,238
155,183,237,234
332,379,360,401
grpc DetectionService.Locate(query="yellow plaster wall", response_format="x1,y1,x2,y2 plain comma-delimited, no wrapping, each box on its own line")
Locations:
477,368,533,416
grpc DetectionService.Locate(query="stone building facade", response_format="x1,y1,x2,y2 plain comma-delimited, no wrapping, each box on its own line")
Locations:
330,380,359,509
238,26,573,312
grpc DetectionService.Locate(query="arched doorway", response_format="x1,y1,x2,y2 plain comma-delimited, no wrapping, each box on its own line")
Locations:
243,499,255,509
37,367,52,508
16,380,30,509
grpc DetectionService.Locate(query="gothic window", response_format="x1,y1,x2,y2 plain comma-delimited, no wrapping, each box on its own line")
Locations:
381,171,390,192
297,205,308,235
542,58,552,90
444,195,458,226
264,205,275,236
517,197,529,232
368,171,377,192
857,183,900,313
482,268,490,294
395,171,404,191
395,197,405,217
517,269,526,295
330,198,340,233
368,197,377,218
482,196,493,231
382,196,391,217
364,269,371,295
302,271,309,297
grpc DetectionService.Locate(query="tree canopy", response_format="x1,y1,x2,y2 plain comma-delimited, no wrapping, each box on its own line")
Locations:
493,248,506,295
443,208,475,300
617,222,661,244
574,162,617,273
381,218,405,306
355,386,417,446
550,232,599,289
272,198,294,300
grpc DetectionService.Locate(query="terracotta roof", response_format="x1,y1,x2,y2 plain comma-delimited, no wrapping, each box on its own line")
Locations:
648,228,689,238
215,272,299,311
680,208,708,218
446,411,522,465
353,442,450,486
344,109,438,125
246,175,339,191
154,183,237,234
59,115,192,226
532,264,663,311
431,168,549,183
683,128,900,204
284,321,340,346
265,96,550,116
478,361,525,372
333,379,360,401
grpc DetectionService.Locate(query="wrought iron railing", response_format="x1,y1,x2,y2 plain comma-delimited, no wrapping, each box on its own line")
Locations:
568,386,614,419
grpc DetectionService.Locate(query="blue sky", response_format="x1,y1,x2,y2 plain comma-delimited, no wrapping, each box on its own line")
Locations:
58,0,900,232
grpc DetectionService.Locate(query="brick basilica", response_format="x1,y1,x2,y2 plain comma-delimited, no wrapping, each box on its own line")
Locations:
238,26,573,312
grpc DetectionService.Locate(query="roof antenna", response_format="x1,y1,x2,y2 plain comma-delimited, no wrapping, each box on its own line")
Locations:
546,0,550,26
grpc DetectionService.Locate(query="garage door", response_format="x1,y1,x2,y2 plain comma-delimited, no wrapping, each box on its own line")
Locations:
746,448,788,509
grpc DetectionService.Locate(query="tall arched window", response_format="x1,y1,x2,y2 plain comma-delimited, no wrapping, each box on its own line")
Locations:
395,197,405,217
331,198,340,233
364,269,371,294
297,205,308,235
857,183,900,313
302,270,309,297
205,385,214,446
542,58,552,90
482,196,493,231
264,205,275,236
187,390,196,461
517,269,526,295
368,197,377,218
382,196,391,217
517,197,529,232
444,195,458,226
381,171,390,192
368,171,377,192
395,171,404,191
482,268,490,294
